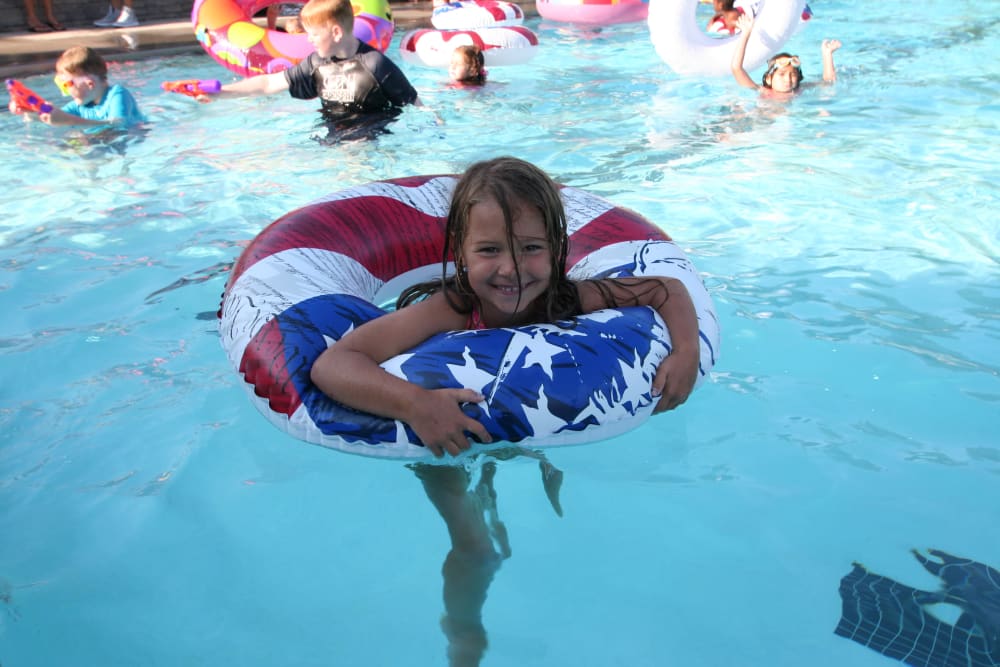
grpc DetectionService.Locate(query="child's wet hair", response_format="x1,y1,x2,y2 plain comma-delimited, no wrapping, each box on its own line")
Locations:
762,51,803,90
55,46,108,80
299,0,354,29
452,45,486,85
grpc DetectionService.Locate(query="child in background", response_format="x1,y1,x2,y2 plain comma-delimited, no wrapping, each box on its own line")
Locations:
310,156,700,458
449,45,486,86
8,46,145,127
221,0,419,118
731,13,840,95
706,0,741,35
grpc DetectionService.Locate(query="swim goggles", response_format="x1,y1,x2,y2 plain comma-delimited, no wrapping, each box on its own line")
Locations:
766,55,801,70
54,74,84,96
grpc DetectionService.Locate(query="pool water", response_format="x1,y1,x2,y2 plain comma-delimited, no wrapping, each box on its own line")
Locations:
1,0,998,664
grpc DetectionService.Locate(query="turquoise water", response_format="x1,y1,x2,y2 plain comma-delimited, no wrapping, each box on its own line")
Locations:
2,0,998,664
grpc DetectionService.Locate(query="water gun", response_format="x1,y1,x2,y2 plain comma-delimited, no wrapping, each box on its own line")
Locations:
161,79,222,102
6,78,53,114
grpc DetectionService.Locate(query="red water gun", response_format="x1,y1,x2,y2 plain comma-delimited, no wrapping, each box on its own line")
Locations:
161,79,222,102
6,78,53,114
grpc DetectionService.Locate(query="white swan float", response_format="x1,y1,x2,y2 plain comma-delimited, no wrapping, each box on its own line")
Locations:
648,0,806,77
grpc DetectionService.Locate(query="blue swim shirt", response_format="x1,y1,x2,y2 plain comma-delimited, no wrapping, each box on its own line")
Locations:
61,84,146,127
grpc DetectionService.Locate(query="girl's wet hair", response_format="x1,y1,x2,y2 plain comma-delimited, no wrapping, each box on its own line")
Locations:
762,51,803,90
452,45,487,86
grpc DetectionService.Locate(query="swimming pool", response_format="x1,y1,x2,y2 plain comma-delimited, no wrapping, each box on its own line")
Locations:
1,0,997,664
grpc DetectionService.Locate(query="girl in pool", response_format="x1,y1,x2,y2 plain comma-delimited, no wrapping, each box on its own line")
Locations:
310,155,700,458
449,45,487,86
730,13,841,96
312,156,699,664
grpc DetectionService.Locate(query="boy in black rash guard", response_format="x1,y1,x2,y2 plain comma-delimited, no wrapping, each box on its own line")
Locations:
221,0,419,133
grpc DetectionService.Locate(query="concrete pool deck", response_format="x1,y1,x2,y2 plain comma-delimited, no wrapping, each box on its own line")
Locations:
0,1,537,79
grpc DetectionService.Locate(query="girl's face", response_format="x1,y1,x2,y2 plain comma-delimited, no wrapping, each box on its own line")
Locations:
449,53,474,82
460,197,553,325
765,55,801,93
768,65,801,93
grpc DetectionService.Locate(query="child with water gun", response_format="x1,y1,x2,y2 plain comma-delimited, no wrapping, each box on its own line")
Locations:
7,46,145,128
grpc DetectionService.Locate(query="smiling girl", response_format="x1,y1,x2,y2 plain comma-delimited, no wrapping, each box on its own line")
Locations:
310,156,700,458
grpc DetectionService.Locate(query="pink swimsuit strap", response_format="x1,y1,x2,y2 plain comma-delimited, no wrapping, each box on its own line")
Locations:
467,305,487,330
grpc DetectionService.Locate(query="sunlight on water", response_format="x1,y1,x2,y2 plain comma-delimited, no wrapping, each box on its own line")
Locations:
1,1,998,665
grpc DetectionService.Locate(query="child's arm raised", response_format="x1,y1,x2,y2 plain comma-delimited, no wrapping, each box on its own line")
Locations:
730,13,759,90
310,293,492,457
821,39,842,82
579,277,700,413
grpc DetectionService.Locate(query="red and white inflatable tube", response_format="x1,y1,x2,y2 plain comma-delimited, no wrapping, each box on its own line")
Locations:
431,0,524,30
648,0,805,77
399,26,539,67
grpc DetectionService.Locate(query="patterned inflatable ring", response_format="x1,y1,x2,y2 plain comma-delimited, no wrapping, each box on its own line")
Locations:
648,0,805,77
219,175,721,459
431,0,524,30
190,0,394,78
399,26,539,67
536,0,648,25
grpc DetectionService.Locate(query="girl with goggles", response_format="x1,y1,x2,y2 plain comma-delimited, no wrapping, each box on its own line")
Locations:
730,13,841,96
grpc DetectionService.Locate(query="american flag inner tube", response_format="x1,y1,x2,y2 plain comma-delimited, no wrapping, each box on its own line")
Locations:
218,175,721,459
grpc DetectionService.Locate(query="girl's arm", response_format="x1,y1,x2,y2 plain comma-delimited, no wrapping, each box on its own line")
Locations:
579,277,700,413
731,13,759,90
821,39,842,82
310,292,492,457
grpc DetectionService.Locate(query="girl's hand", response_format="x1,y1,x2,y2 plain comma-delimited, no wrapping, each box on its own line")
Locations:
651,346,699,414
822,39,842,55
407,388,493,458
736,12,754,37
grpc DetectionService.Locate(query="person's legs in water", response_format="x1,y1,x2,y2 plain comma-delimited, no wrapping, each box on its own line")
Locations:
481,446,565,517
408,451,564,667
409,462,506,667
474,460,512,558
